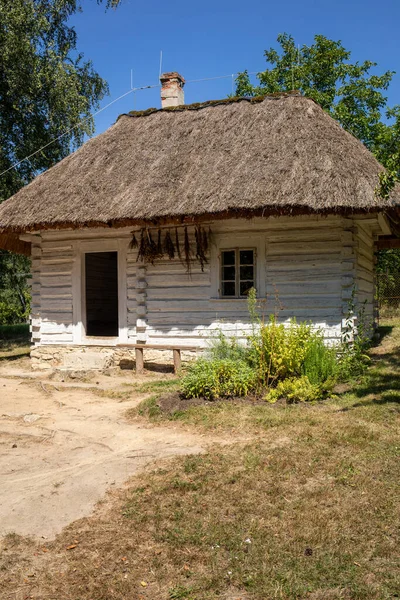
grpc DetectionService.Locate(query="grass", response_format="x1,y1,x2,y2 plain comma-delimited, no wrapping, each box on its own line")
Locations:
0,320,399,599
0,323,30,359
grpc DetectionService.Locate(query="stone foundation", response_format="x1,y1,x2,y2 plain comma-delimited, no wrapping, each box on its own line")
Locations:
30,345,198,372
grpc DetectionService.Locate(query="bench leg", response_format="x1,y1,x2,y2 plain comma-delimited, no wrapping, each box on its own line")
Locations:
135,348,144,374
173,349,181,373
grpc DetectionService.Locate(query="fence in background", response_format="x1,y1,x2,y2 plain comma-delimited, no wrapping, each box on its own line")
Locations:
377,273,400,317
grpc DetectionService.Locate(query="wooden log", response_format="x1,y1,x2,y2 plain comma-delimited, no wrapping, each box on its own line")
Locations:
173,349,181,373
135,347,144,374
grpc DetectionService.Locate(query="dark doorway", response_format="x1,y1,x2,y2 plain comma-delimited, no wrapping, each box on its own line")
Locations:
85,252,118,337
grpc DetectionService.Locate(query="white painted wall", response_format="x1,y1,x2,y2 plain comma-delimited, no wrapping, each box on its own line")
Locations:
29,214,381,349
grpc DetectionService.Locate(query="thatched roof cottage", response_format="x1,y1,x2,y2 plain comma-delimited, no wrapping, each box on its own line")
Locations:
0,72,399,370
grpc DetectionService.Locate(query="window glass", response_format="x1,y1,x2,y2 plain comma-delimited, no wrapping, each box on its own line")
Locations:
240,250,254,265
220,249,255,298
223,266,235,280
222,281,236,297
222,250,235,266
240,265,254,280
240,281,253,296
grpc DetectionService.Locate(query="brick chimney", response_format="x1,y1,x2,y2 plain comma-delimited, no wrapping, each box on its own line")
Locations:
160,72,185,108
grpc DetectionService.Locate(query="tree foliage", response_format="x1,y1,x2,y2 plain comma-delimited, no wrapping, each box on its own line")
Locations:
0,0,122,199
0,0,120,323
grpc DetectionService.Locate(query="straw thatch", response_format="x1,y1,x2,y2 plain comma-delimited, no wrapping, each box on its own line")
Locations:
0,93,399,254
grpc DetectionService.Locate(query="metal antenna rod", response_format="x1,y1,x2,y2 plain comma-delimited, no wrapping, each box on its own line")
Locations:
159,50,163,80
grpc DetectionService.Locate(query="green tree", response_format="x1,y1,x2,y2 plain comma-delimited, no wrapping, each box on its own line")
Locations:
236,33,400,277
0,0,121,323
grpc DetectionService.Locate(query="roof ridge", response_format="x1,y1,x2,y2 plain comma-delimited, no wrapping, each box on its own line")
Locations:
117,91,303,121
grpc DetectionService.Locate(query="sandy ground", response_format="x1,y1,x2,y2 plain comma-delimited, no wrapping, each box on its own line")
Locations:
0,362,207,540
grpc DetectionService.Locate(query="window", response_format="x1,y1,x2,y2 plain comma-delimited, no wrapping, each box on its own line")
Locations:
85,252,119,336
220,249,255,298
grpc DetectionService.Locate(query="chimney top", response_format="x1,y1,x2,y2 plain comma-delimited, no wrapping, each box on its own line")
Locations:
160,72,185,108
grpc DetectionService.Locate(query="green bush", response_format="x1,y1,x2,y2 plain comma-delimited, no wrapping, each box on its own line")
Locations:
181,358,257,400
207,330,248,362
0,288,30,326
301,335,338,385
0,300,24,325
265,376,318,403
265,375,334,404
248,315,337,388
0,323,30,341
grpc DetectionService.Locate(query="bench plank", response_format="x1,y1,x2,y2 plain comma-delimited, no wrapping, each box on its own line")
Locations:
117,344,198,351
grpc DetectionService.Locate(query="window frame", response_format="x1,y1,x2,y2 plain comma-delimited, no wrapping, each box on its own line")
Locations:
219,247,257,299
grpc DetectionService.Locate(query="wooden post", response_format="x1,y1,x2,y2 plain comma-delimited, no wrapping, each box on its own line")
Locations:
135,347,144,374
173,349,181,373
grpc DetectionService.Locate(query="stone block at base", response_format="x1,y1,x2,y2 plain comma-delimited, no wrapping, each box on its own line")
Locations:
30,346,197,371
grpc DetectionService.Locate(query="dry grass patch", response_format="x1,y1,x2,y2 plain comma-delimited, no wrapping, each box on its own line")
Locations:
1,395,399,599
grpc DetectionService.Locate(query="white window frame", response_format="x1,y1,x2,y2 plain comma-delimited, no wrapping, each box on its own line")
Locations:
72,239,128,346
210,233,266,301
220,248,256,299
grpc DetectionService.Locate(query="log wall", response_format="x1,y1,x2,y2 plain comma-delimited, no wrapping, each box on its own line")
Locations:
30,215,380,354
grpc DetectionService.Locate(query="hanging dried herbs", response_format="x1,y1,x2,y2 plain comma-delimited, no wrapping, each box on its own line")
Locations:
129,232,138,249
183,226,192,273
203,227,209,253
136,224,209,269
156,229,163,257
164,230,175,259
195,225,208,272
136,228,159,263
175,227,181,259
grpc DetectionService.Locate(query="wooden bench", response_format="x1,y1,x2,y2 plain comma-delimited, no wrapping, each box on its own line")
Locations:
116,344,198,373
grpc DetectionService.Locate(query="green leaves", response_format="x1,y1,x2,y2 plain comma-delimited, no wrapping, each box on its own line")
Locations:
0,0,113,200
181,358,257,400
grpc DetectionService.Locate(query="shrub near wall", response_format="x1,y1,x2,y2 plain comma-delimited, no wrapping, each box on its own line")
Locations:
181,289,369,403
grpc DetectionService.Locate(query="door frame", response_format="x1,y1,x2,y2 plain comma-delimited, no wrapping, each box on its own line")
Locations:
72,239,128,345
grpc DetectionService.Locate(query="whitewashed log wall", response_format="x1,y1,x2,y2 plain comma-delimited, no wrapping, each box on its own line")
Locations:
30,215,380,349
354,223,375,323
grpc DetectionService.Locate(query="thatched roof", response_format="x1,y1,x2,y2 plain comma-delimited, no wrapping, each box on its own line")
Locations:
0,92,399,253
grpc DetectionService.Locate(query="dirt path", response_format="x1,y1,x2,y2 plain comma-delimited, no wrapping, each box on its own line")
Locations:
0,371,207,539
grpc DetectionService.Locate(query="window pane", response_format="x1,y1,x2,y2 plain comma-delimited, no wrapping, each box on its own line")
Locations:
222,266,235,280
240,265,254,280
240,250,254,265
240,281,254,296
222,281,236,296
222,250,235,266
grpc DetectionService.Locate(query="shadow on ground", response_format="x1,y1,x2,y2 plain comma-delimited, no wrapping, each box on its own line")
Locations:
339,321,399,410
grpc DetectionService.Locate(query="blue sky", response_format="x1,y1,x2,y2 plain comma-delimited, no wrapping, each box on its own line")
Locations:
70,0,400,135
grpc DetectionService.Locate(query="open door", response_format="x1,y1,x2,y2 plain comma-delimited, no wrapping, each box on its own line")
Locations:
85,251,118,337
